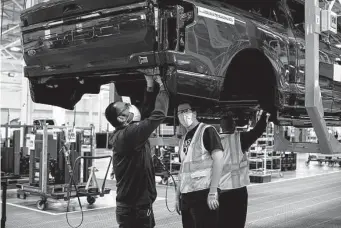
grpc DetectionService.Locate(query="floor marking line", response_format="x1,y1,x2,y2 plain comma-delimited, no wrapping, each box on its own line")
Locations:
249,171,341,187
52,197,165,215
248,171,341,196
249,179,341,203
270,203,341,228
248,188,341,215
247,195,341,224
247,172,341,202
306,213,341,228
4,202,58,215
53,206,114,215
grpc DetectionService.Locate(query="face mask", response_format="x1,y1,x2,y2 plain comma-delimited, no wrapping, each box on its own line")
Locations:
125,112,134,125
181,113,193,128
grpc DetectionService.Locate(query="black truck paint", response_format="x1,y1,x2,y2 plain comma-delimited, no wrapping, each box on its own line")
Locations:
20,0,341,127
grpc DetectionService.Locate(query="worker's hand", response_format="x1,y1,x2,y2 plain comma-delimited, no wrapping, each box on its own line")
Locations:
153,75,163,86
175,193,181,215
256,109,265,120
207,192,219,210
144,75,154,88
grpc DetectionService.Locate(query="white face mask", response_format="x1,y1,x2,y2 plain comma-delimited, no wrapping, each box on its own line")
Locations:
180,113,193,128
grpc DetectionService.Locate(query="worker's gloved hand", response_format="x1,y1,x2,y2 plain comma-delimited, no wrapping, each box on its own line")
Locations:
153,75,163,85
207,192,219,210
256,109,266,120
153,75,165,91
144,75,154,88
175,193,181,215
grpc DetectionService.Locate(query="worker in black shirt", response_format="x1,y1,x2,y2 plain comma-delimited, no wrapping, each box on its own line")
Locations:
218,110,269,228
175,102,224,228
105,72,169,228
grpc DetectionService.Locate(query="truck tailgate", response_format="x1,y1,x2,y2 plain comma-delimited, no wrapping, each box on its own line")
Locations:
21,0,146,26
21,2,157,78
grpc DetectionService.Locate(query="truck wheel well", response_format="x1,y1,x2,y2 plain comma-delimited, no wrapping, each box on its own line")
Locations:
220,49,278,114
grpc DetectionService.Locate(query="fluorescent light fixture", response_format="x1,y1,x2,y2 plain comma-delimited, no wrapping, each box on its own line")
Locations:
336,44,341,48
9,46,21,52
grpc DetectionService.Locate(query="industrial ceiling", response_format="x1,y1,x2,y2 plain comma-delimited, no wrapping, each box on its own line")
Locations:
1,0,47,92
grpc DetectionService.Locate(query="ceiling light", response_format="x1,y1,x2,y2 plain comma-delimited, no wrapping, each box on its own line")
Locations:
336,44,341,48
9,46,21,52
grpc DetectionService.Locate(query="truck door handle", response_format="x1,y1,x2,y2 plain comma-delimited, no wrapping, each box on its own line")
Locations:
63,4,82,14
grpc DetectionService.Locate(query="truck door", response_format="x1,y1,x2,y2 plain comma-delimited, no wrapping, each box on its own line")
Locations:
286,0,334,113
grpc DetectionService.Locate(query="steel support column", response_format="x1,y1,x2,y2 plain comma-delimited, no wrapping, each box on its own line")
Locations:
98,92,102,132
20,0,34,147
305,0,341,154
109,83,115,104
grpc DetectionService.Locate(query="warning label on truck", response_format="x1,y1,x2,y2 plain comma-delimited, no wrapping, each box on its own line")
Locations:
198,6,235,25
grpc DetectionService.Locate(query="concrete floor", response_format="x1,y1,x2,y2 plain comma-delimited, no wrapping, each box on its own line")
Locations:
1,151,341,228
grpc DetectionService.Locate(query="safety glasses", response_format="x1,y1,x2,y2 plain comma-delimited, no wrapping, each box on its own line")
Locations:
177,108,192,116
117,103,131,117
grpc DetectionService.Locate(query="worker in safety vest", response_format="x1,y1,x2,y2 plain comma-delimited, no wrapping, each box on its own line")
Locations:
218,110,269,228
175,102,224,228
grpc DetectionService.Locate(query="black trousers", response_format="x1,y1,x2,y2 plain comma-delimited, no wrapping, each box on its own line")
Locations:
218,186,248,228
180,189,219,228
116,204,155,228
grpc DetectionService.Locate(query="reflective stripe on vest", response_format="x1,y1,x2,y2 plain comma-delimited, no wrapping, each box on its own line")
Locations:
219,132,250,190
179,123,214,194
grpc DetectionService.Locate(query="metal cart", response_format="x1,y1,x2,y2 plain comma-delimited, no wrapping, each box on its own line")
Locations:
154,151,180,185
249,115,283,178
306,154,341,167
17,155,112,210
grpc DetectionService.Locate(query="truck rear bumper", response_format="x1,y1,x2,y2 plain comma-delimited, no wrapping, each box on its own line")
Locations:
25,50,181,80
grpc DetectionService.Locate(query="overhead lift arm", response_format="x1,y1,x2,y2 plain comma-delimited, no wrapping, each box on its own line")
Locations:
275,0,341,154
305,0,341,154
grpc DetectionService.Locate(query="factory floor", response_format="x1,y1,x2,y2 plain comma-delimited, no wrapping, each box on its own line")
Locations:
1,151,341,228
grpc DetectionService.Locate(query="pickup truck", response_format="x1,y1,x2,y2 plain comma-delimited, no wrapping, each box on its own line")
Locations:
20,0,341,127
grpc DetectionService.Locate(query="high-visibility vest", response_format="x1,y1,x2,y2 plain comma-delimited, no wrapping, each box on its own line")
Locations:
219,132,250,190
178,123,214,194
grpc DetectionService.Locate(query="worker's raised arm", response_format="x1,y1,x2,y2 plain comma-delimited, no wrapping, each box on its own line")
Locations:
240,111,268,152
125,75,169,149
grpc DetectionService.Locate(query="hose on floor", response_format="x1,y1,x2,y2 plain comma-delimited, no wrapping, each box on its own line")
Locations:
60,145,84,228
153,155,177,213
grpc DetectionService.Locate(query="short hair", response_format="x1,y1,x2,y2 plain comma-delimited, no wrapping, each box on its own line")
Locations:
105,102,121,128
177,100,196,112
220,114,235,132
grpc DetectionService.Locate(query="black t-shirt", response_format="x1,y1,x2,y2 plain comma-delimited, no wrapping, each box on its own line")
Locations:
181,124,224,159
180,124,223,209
